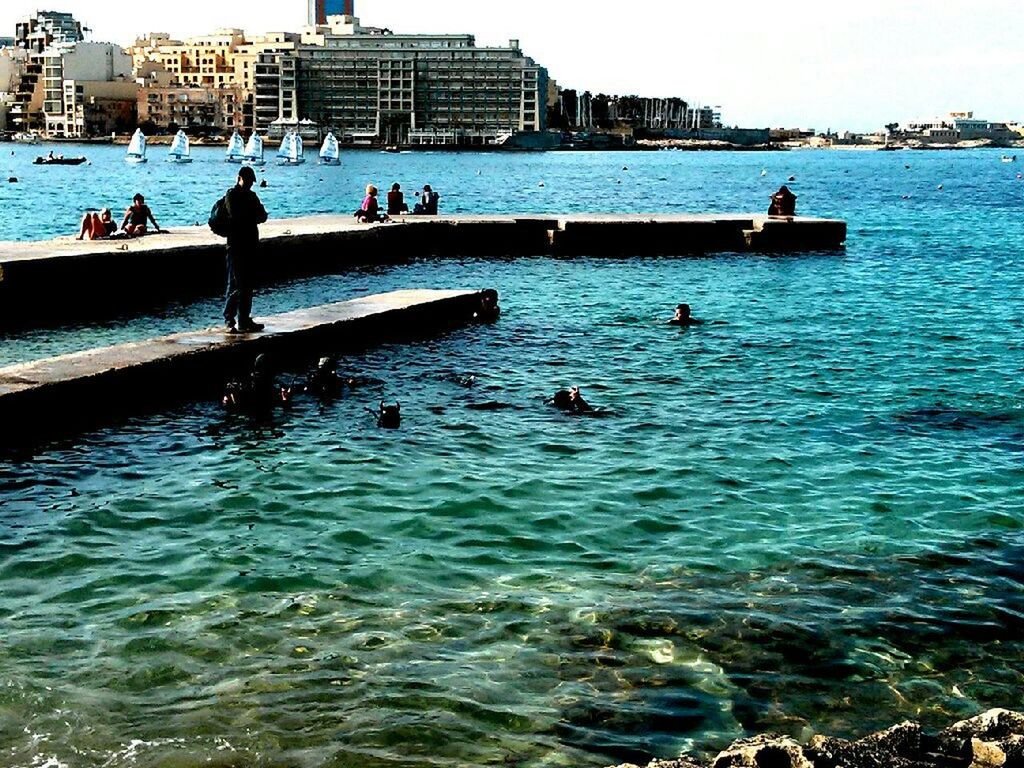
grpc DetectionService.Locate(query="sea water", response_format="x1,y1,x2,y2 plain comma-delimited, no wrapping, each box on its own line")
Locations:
0,148,1022,768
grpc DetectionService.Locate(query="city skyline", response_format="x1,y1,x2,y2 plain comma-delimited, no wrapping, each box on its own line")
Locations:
2,0,1022,131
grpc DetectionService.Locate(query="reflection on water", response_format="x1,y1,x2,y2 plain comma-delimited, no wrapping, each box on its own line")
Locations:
1,149,1023,767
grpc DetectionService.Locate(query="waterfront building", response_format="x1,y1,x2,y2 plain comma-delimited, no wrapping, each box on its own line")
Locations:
900,112,1018,143
8,11,86,133
255,15,548,146
130,30,298,131
41,41,135,137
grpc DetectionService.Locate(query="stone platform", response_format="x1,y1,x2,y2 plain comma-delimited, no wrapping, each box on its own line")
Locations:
0,213,845,327
0,289,489,441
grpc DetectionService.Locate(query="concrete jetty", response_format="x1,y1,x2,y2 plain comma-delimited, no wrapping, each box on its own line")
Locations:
0,289,490,441
0,213,845,327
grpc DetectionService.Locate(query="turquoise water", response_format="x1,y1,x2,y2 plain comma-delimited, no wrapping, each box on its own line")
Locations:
1,149,1023,768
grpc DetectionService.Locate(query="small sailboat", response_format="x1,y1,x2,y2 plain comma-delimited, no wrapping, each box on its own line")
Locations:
167,129,193,164
242,133,265,166
126,129,148,164
277,131,305,165
225,131,245,164
319,132,341,165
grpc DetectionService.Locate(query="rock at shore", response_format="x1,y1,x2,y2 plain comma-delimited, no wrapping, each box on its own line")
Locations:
603,709,1024,768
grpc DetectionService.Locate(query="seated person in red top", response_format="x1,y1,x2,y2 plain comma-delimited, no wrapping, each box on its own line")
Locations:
768,185,797,217
354,185,389,223
121,194,162,236
76,208,117,240
387,183,409,216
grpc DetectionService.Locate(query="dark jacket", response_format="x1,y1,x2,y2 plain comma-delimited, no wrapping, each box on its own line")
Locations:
224,186,268,243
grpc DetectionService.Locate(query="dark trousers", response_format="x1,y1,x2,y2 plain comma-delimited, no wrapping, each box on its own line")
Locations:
223,241,254,325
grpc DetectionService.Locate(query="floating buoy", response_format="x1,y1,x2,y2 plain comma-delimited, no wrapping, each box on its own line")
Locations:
7,177,16,183
937,184,944,190
788,176,796,182
904,164,911,169
760,169,767,177
538,181,545,187
622,166,629,171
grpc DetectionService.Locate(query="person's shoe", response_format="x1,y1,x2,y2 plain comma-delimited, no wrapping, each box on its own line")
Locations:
237,321,265,333
225,320,239,334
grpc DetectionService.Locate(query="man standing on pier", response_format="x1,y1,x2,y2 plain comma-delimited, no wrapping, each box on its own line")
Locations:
218,166,268,334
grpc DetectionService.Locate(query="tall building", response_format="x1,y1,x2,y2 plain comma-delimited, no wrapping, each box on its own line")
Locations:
8,11,86,132
257,16,548,146
41,41,135,137
308,0,356,26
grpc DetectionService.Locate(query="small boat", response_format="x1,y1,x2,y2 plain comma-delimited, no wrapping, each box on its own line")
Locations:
319,131,341,165
242,133,265,166
225,130,245,163
33,155,88,166
13,131,41,144
125,129,148,164
167,129,193,164
382,146,401,154
1001,155,1017,163
277,131,305,165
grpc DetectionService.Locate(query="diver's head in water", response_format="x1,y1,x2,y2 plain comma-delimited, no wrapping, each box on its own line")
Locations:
378,401,401,429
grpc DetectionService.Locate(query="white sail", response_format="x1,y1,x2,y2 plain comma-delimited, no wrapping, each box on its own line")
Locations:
277,132,294,159
226,131,245,162
292,134,304,160
126,129,147,163
243,133,264,163
319,132,340,164
169,130,189,158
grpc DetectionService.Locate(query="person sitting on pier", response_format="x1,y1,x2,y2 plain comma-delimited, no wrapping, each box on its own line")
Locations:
668,303,705,327
413,184,440,215
75,208,117,241
387,183,409,216
121,193,162,237
768,185,797,217
223,354,292,412
354,185,389,223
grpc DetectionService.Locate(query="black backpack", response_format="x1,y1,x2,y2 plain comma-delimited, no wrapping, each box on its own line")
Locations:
208,195,231,237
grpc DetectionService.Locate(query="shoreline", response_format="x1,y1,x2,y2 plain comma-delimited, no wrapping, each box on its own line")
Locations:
610,709,1024,768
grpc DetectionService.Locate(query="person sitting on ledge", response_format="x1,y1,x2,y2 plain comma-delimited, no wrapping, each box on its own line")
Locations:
387,183,409,216
413,184,440,215
668,303,705,327
354,185,389,223
76,208,117,241
121,193,162,237
768,185,797,217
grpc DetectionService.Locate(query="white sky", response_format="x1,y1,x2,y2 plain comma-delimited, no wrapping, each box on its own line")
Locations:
2,0,1022,131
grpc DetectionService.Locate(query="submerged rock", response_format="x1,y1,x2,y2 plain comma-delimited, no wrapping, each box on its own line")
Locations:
601,709,1024,768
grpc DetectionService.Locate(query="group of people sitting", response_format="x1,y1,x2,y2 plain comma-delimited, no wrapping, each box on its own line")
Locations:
355,183,440,223
76,194,162,241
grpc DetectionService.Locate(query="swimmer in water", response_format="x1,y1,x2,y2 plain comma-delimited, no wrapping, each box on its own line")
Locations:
475,289,501,323
668,304,705,327
305,356,343,398
223,354,292,412
377,401,401,429
550,386,593,415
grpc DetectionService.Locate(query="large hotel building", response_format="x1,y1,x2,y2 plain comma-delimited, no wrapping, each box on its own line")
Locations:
256,1,549,146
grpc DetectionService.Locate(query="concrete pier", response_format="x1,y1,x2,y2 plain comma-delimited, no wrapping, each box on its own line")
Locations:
0,289,489,441
0,213,845,327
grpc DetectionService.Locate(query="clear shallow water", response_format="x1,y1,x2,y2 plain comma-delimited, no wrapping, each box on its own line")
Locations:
1,149,1023,768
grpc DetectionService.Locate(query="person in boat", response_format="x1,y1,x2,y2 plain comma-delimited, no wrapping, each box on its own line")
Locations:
223,354,292,412
354,185,389,223
75,208,117,241
121,194,162,237
387,183,408,216
414,184,440,215
221,166,269,334
768,185,797,217
550,386,593,415
46,150,55,161
668,303,704,327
